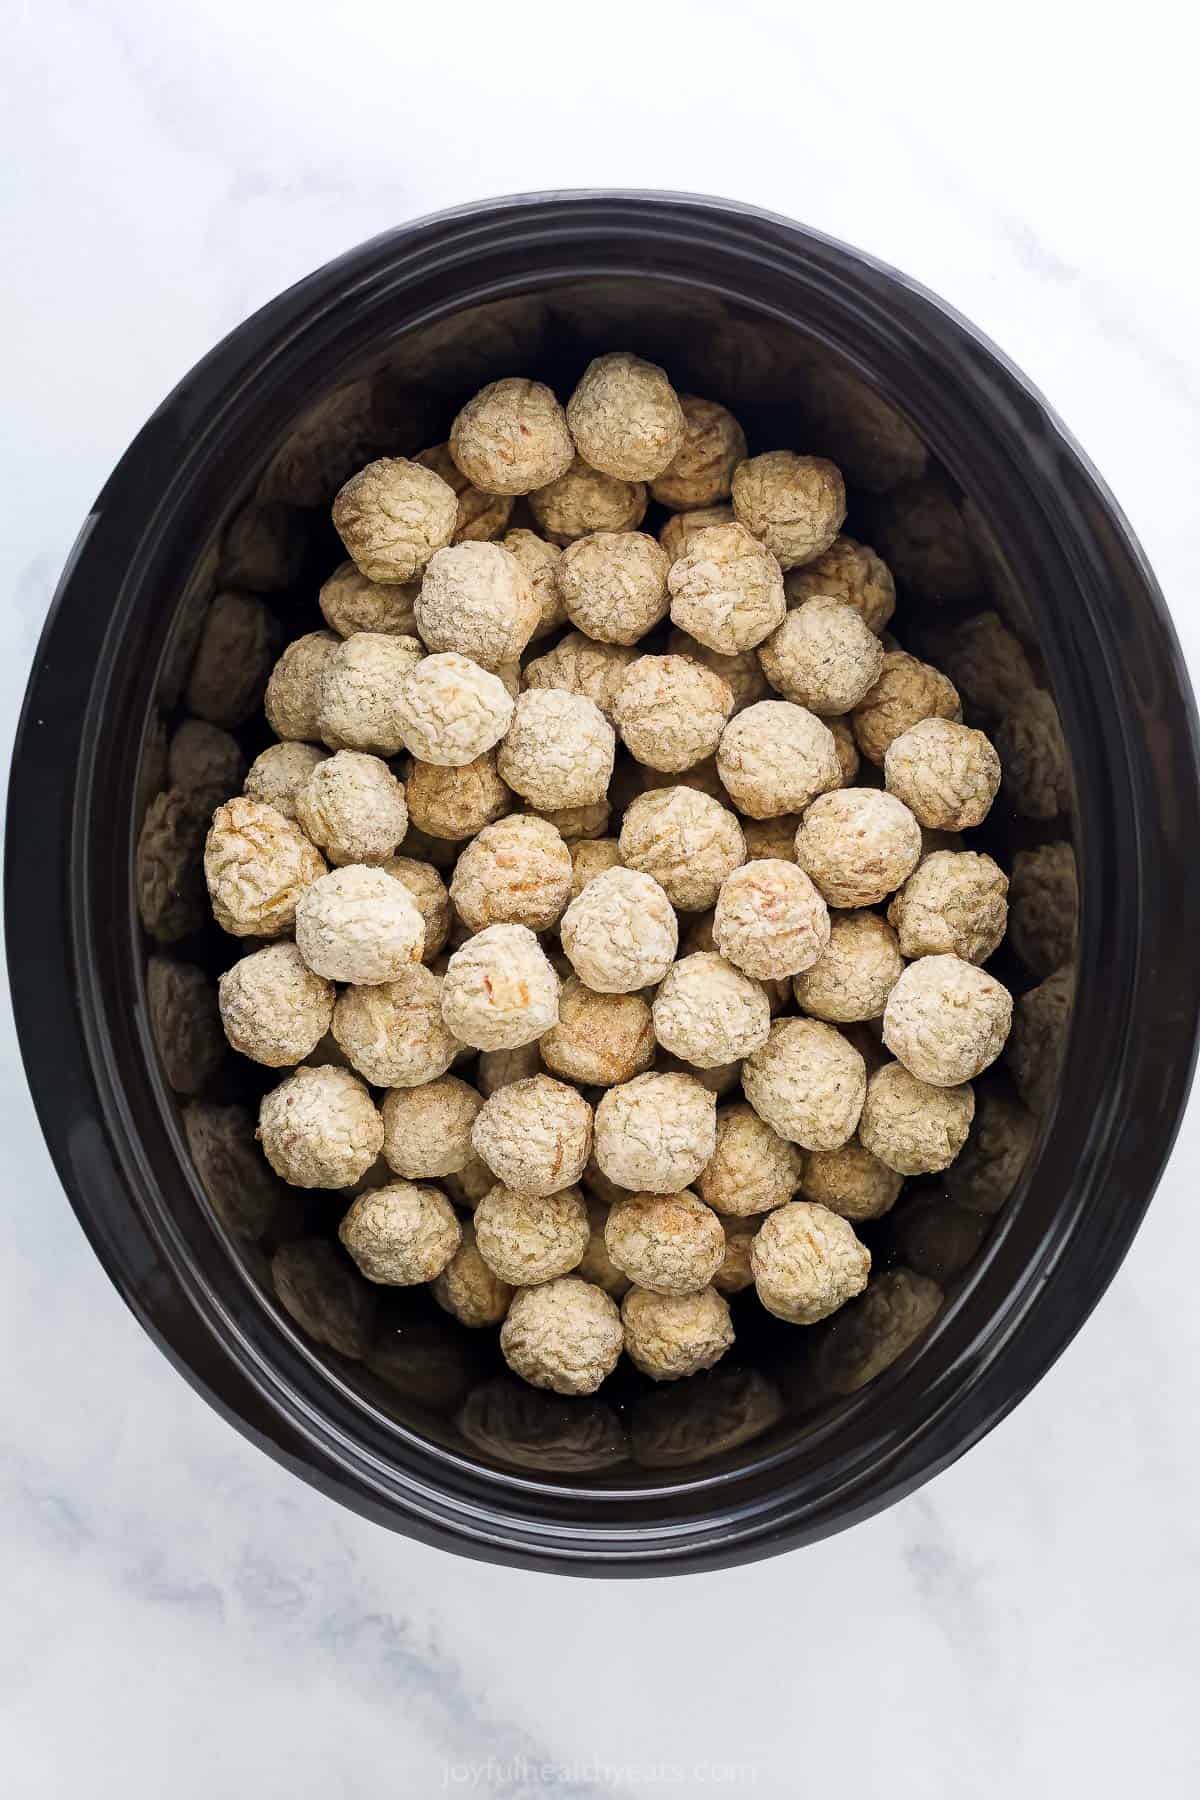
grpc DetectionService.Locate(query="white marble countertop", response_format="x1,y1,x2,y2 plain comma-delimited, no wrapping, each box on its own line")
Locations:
5,2,1200,1793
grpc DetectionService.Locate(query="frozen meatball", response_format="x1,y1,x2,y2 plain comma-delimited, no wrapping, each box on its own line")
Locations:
858,1060,975,1174
332,456,457,583
380,1076,483,1179
887,850,1008,964
244,741,328,821
829,718,861,787
441,923,560,1051
339,1180,460,1284
800,1139,903,1223
259,1064,383,1189
743,1017,866,1151
793,910,904,1022
731,451,846,570
1007,841,1078,977
650,394,747,510
559,867,678,993
558,530,670,646
477,1041,542,1099
667,522,786,654
218,942,334,1067
1006,966,1074,1116
711,1219,759,1296
621,1285,734,1382
522,630,637,722
851,651,961,766
415,541,539,670
883,955,1012,1086
784,535,896,635
450,814,572,933
406,751,512,841
501,1277,623,1395
594,1072,716,1194
741,816,801,862
944,1086,1037,1213
526,799,612,842
332,964,462,1087
379,855,451,961
659,504,734,562
696,1102,804,1217
751,1201,870,1324
498,689,614,810
431,1224,514,1328
577,1198,632,1298
540,978,655,1087
186,591,278,729
476,1185,590,1286
295,864,424,985
317,632,424,755
713,859,830,980
414,442,515,541
449,377,575,494
652,953,771,1068
263,631,340,744
885,717,1002,830
605,1190,725,1295
568,837,623,898
295,751,407,866
567,351,685,481
758,598,884,715
612,654,734,772
319,559,419,638
794,788,921,908
502,528,566,640
205,796,327,938
994,689,1072,820
529,457,647,545
619,787,745,912
390,652,513,768
717,701,840,819
668,627,769,715
472,1075,593,1196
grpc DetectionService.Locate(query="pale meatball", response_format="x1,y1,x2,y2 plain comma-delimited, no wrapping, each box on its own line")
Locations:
441,923,560,1051
539,978,656,1087
713,859,830,980
887,850,1008,964
567,351,685,481
431,1224,514,1328
731,451,846,570
449,378,575,494
498,689,615,811
295,864,425,985
522,630,637,722
415,541,539,669
380,1076,483,1179
740,816,802,862
414,442,515,541
649,395,747,510
712,1219,759,1296
477,1041,542,1098
605,1191,725,1295
667,522,786,654
659,504,734,562
475,1185,590,1286
751,1201,870,1325
559,867,678,993
379,855,452,961
244,742,328,821
528,457,647,546
717,701,841,819
589,1072,717,1202
338,1181,461,1284
406,752,512,841
994,689,1071,820
218,942,334,1067
794,788,922,908
264,631,340,741
204,796,327,938
758,598,884,715
472,1075,593,1196
450,814,572,932
502,529,566,640
612,654,734,772
295,751,408,866
577,1199,632,1298
884,954,1012,1087
858,1061,975,1175
784,535,896,635
851,651,961,766
501,1277,623,1395
1007,842,1078,977
667,627,769,714
696,1102,804,1217
319,559,419,638
652,953,771,1069
742,1017,866,1151
558,531,670,645
568,837,623,899
619,787,746,912
317,632,424,754
259,1064,383,1189
526,799,612,841
332,456,457,582
800,1139,903,1223
884,717,1002,830
793,910,904,1022
829,718,861,786
621,1285,734,1382
394,653,514,766
332,965,463,1087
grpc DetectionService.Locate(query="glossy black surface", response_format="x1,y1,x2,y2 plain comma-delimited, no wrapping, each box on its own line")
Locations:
8,192,1200,1574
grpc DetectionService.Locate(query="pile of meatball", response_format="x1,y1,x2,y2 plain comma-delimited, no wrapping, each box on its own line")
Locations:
198,352,1015,1397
